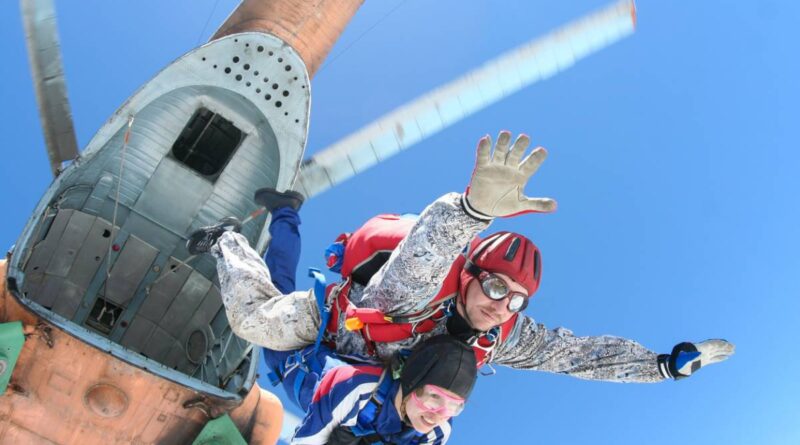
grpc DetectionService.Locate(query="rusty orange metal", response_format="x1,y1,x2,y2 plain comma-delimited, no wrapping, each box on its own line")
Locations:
0,259,283,444
210,0,364,77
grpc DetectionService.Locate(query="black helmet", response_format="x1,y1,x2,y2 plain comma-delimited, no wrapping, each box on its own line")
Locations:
400,335,477,400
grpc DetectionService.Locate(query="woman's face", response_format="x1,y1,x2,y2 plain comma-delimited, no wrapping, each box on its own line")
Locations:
402,385,465,434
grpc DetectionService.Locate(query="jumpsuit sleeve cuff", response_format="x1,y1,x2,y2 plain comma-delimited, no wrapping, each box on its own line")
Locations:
460,193,494,222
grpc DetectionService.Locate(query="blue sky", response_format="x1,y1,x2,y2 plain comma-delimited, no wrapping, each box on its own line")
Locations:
1,1,799,444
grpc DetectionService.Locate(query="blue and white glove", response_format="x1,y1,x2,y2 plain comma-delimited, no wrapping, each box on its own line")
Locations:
657,340,735,380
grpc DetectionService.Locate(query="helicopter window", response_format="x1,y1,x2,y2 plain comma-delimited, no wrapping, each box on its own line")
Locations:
171,107,244,179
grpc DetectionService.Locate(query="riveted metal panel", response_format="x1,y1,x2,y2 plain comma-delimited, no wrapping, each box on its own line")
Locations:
49,278,86,319
83,174,115,215
194,286,224,332
121,315,156,352
45,210,94,278
105,235,159,306
158,271,212,338
23,209,73,277
69,217,112,290
141,327,180,364
138,258,193,322
133,158,213,236
123,212,182,253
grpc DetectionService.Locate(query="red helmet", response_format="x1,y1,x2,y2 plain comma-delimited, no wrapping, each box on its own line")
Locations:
458,232,542,303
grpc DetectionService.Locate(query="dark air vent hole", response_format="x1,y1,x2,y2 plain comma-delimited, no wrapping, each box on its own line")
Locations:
268,51,274,56
254,70,259,76
235,74,242,81
282,90,289,97
285,65,291,71
295,119,299,123
232,56,239,63
224,67,231,74
246,81,251,87
257,45,264,52
278,57,283,62
201,57,206,61
263,77,269,83
265,94,271,100
272,83,278,90
275,101,282,108
243,64,250,70
102,229,111,238
256,88,261,93
213,64,217,69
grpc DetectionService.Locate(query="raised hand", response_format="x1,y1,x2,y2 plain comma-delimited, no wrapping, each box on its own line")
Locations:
463,131,557,219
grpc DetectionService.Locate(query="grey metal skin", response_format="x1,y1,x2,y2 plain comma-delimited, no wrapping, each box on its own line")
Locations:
7,33,311,400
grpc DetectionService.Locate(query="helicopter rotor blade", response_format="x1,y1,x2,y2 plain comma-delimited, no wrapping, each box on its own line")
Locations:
296,0,637,199
21,0,80,177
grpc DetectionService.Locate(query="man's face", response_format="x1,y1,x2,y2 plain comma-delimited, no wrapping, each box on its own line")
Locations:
458,272,527,331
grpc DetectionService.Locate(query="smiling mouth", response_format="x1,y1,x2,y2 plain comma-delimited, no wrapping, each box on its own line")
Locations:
420,415,436,427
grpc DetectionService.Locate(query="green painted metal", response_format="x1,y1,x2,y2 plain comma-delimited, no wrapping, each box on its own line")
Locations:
0,321,25,394
192,414,247,445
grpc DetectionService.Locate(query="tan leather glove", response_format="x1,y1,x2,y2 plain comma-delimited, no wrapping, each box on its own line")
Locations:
462,131,557,220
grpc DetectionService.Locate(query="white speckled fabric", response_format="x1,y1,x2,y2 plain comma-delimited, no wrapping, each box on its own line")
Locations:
213,192,665,382
212,231,320,351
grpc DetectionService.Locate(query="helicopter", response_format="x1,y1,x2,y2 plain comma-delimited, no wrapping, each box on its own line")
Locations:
0,0,635,443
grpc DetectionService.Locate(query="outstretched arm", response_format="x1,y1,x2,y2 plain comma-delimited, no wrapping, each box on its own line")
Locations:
361,131,556,315
492,315,734,382
492,315,665,382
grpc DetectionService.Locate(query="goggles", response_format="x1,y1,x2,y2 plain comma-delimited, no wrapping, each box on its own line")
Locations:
469,267,529,313
410,385,466,417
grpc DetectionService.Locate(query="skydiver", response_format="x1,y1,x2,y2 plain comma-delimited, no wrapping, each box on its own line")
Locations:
187,131,734,390
291,335,477,445
200,190,479,444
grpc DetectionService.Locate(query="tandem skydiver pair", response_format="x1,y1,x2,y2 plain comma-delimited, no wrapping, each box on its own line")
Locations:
188,131,735,444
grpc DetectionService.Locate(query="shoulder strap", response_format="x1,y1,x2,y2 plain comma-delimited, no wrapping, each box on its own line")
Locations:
349,371,394,440
308,267,331,355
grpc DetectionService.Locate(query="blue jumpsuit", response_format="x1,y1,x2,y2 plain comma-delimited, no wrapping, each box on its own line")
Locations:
261,206,347,410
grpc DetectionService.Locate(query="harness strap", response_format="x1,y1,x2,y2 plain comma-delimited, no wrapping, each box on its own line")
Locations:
264,269,331,398
349,371,394,440
309,268,331,355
